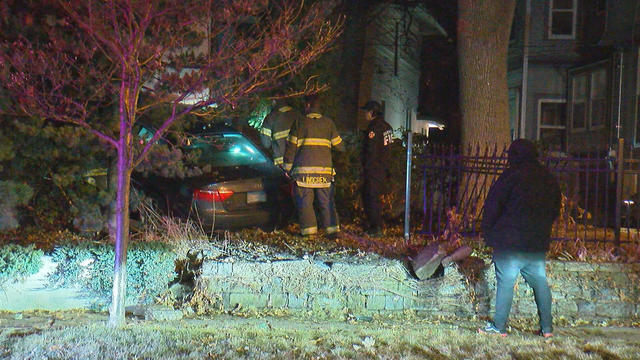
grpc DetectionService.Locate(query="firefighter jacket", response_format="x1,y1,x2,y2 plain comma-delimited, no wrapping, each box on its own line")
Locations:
259,105,301,166
362,116,393,179
283,112,345,188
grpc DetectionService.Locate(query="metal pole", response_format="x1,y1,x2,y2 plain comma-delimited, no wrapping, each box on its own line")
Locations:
615,137,624,248
615,50,624,140
519,0,531,139
404,113,413,242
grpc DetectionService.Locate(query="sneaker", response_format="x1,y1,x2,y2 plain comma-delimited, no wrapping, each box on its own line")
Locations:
478,323,507,337
540,331,553,338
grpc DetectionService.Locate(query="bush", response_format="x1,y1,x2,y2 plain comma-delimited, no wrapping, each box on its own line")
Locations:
333,132,428,226
0,244,43,287
50,241,178,306
0,180,34,231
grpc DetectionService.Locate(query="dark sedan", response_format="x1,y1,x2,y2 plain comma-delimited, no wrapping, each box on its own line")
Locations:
137,125,294,231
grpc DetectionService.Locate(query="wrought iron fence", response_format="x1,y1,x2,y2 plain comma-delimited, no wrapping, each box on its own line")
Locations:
419,141,640,245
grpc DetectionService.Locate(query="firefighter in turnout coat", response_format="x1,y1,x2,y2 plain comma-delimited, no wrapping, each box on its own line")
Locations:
259,97,301,167
283,95,345,237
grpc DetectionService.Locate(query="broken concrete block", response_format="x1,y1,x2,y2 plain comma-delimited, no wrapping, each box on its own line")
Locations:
410,243,446,280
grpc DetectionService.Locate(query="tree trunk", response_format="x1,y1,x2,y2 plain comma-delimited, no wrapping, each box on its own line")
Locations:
456,0,515,220
108,139,132,327
457,0,515,149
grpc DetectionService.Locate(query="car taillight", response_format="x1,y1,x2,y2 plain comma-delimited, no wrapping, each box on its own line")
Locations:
193,188,234,202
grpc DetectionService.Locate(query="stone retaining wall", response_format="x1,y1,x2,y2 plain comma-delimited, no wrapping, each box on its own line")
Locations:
197,257,640,322
1,254,638,322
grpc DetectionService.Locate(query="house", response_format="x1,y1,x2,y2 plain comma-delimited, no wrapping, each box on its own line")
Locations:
508,0,639,155
357,3,448,133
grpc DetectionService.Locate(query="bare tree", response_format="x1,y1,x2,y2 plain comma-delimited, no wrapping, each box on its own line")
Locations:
0,0,340,327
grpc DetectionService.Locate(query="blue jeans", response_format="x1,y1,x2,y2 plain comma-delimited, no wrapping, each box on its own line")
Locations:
492,251,552,334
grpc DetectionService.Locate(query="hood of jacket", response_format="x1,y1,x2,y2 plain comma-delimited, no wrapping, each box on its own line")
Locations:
508,139,538,166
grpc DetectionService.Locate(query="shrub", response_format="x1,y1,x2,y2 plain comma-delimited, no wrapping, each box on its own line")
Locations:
0,244,43,287
333,132,428,226
50,241,178,306
0,180,34,231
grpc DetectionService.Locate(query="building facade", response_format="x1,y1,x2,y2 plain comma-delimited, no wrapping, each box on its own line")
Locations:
358,3,447,133
508,0,639,155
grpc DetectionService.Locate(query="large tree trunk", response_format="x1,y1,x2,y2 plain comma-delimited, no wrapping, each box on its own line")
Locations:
456,0,515,222
457,0,515,149
108,129,132,327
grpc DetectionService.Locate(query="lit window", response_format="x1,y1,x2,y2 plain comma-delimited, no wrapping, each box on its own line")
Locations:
538,100,566,151
549,0,577,39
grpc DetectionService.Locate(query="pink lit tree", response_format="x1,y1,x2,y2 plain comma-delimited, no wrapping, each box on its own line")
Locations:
0,0,340,326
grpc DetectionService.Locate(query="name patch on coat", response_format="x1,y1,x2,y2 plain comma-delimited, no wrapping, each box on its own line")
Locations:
302,176,329,184
383,130,393,146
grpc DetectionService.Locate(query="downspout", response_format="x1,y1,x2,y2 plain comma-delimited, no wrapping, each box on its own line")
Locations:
519,0,531,139
615,50,624,141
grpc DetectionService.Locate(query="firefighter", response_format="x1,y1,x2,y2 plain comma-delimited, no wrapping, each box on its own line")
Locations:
259,94,301,167
360,100,393,237
283,94,345,238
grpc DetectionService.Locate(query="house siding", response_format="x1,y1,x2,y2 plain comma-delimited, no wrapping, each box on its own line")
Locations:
509,0,638,155
525,64,570,140
358,4,446,132
622,48,639,147
359,5,422,131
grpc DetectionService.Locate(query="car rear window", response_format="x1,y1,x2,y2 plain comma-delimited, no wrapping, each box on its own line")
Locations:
189,133,268,167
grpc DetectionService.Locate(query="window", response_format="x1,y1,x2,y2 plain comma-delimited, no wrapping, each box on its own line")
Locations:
538,99,566,151
571,74,587,130
549,0,577,39
569,64,609,132
189,133,268,167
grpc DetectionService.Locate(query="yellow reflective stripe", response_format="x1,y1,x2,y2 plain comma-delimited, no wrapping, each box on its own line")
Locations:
331,136,342,146
306,113,322,118
292,167,333,175
84,168,108,177
260,127,272,136
278,106,292,112
288,135,298,144
301,226,318,235
295,180,331,188
297,138,331,147
283,163,293,171
326,225,340,234
273,157,284,165
274,129,290,140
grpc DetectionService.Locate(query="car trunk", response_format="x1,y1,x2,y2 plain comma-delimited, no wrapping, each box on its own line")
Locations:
190,163,281,212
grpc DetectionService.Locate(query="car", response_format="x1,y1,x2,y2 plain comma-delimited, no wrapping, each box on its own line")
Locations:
135,124,294,231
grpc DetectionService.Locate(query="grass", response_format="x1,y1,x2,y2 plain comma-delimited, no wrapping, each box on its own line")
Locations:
1,311,639,359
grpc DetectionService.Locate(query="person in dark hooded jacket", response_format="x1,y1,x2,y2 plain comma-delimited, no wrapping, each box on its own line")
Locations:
479,139,561,338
